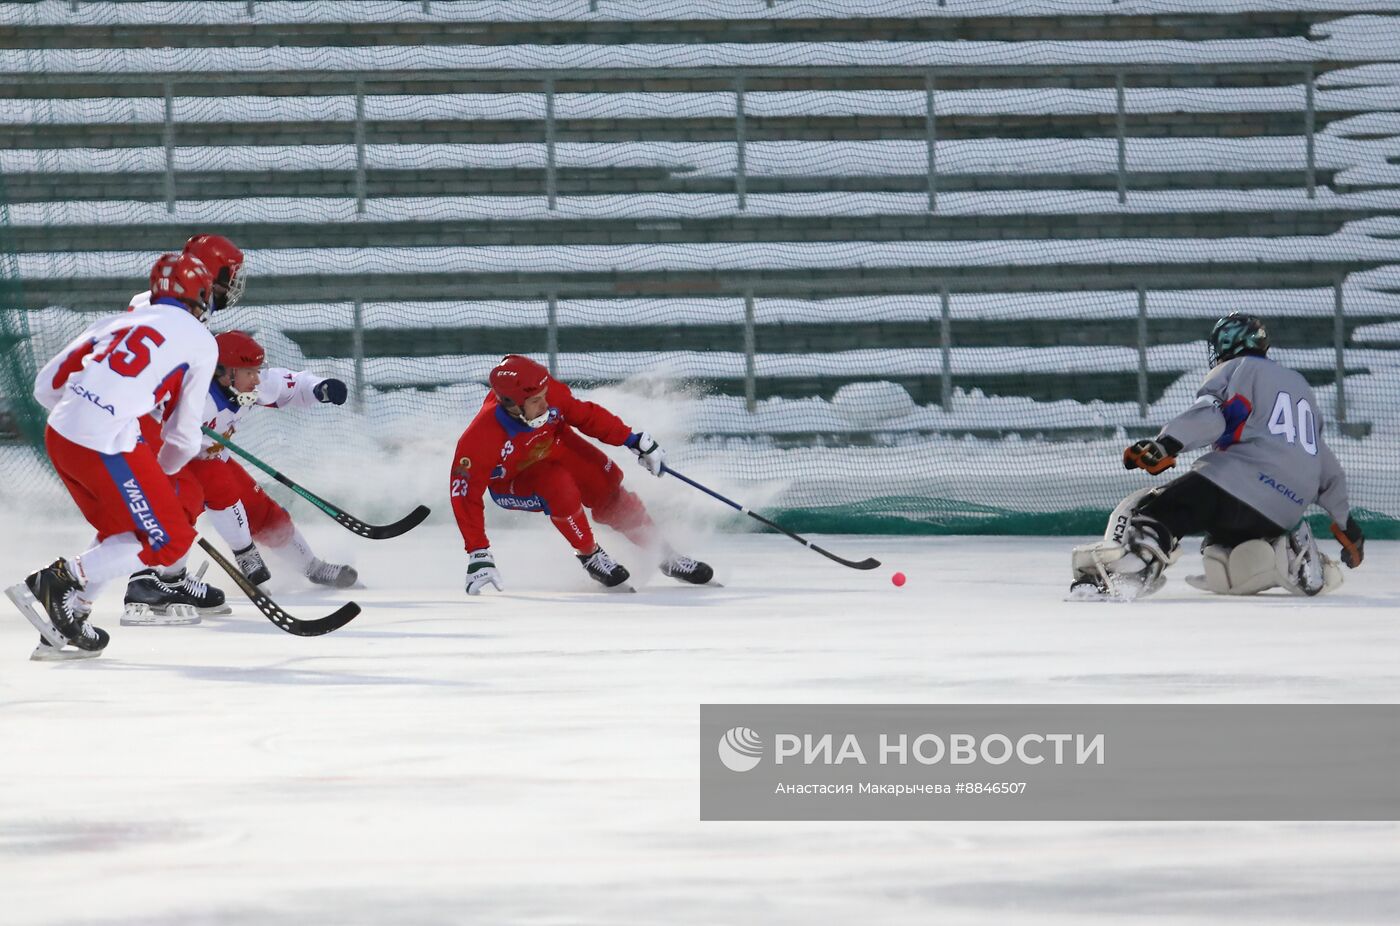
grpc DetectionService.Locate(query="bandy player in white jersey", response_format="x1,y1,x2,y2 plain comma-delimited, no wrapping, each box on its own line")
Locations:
4,253,220,660
183,330,358,591
1071,312,1364,601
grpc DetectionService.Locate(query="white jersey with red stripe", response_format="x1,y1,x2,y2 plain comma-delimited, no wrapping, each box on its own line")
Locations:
127,289,152,312
198,367,328,462
33,299,218,472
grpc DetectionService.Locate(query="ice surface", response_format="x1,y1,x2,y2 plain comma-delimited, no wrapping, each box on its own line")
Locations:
1,510,1398,924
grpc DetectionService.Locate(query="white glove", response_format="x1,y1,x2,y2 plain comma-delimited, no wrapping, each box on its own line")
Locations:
627,431,666,477
465,548,503,596
156,442,191,476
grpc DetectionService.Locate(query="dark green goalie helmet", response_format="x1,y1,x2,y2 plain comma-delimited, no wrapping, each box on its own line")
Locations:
1208,313,1270,367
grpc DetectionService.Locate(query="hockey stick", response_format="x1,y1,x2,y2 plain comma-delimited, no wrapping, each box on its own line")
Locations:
198,538,360,636
660,465,881,570
201,426,430,539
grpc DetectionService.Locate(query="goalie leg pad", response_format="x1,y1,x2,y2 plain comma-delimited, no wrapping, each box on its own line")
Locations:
1229,539,1287,596
1184,539,1283,596
1069,492,1181,601
1186,543,1234,594
1282,522,1343,597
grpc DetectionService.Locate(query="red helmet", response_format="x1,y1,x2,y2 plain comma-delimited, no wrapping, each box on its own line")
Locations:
184,233,245,310
489,354,550,406
149,252,214,314
215,330,265,369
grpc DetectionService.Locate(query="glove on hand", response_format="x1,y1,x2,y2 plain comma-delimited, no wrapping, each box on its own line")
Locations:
1330,517,1365,568
314,378,349,405
465,548,503,595
1123,435,1183,475
625,431,666,477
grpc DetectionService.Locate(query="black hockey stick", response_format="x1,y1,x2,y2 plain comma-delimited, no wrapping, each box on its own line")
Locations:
660,465,881,570
201,426,430,539
198,538,360,636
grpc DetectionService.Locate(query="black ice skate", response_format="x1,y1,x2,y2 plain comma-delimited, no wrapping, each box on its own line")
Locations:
4,558,110,661
233,542,271,585
123,570,199,626
659,553,715,585
306,558,358,589
578,546,632,590
165,565,231,615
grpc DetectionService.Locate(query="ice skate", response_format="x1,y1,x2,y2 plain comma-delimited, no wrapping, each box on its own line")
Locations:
121,569,202,626
306,558,358,589
233,542,271,585
659,552,716,586
578,546,633,590
5,559,109,661
165,564,231,615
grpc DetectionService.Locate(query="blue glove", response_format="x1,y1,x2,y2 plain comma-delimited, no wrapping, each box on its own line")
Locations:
314,378,349,405
625,431,666,477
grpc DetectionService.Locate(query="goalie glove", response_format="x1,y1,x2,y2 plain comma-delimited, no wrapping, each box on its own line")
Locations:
1123,435,1182,475
465,548,503,595
1330,517,1365,568
625,431,666,477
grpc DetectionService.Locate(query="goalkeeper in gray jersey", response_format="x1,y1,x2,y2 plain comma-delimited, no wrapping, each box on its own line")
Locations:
1071,312,1365,600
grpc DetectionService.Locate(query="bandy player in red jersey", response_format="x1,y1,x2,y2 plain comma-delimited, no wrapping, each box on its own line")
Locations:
450,354,713,592
3,253,220,660
185,330,357,591
119,329,357,626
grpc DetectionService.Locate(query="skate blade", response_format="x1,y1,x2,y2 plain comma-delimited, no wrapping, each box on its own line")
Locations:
607,583,638,594
121,602,201,626
1065,581,1130,603
199,604,233,616
6,581,69,649
30,642,103,662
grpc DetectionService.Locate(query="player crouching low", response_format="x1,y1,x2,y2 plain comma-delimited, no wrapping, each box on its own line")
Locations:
450,354,713,593
1071,312,1364,601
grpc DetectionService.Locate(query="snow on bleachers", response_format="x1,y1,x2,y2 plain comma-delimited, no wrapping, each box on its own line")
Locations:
7,0,1399,456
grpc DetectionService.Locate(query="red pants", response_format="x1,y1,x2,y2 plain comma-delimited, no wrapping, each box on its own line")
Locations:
184,456,294,546
45,425,195,568
139,414,203,525
490,429,653,553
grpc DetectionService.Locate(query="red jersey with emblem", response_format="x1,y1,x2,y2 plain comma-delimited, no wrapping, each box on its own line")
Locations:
449,379,632,550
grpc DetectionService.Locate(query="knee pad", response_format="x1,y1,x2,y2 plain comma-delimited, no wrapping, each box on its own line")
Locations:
253,503,294,549
139,523,197,569
1186,540,1280,595
550,506,596,553
1185,533,1344,597
593,486,649,532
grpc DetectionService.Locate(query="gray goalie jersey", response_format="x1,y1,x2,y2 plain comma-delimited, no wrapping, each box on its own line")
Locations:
1157,355,1350,530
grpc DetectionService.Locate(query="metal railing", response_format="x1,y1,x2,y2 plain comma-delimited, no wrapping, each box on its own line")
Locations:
131,67,1328,215
341,281,1356,428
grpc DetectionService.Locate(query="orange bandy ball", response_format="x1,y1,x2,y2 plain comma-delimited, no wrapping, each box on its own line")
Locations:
891,572,906,587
